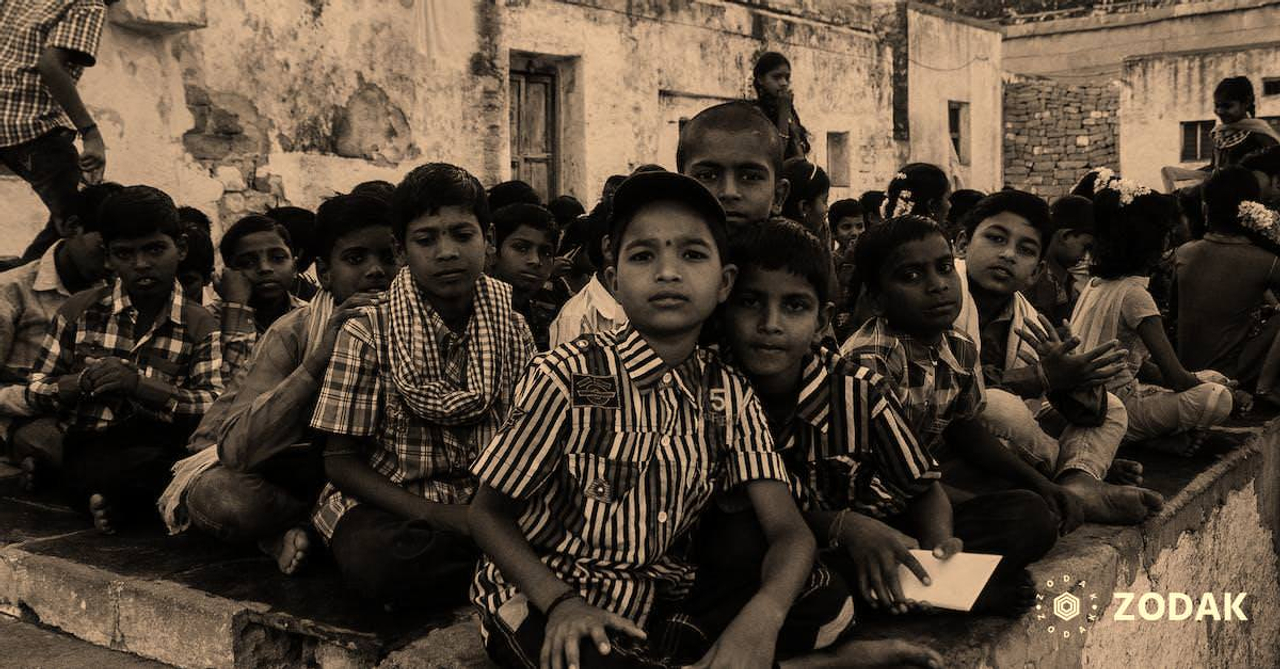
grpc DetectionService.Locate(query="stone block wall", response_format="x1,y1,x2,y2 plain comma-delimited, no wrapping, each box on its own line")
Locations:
1002,75,1118,198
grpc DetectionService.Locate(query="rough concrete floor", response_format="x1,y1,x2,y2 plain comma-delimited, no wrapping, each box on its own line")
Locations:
0,616,172,668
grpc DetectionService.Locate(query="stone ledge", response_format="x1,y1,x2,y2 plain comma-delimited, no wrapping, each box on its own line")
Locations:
1,421,1277,667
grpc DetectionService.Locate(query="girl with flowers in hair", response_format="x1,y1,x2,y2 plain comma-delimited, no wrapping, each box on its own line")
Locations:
1175,165,1280,406
1071,178,1235,455
884,163,951,222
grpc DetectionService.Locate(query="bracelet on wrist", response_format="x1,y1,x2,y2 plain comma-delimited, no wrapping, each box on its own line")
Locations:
543,589,582,618
827,509,850,550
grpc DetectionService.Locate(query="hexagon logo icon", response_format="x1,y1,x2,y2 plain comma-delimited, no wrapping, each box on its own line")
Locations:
1053,592,1081,622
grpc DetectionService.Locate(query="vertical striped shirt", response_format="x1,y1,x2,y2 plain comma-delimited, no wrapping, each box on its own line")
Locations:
309,299,534,541
840,318,985,460
26,279,224,431
470,326,787,627
0,1,107,147
775,348,940,519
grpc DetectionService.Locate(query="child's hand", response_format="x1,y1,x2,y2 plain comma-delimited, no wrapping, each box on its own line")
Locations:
1031,480,1084,535
80,357,139,397
541,596,646,669
303,291,383,377
214,268,254,305
1017,319,1126,391
689,596,782,669
840,512,930,615
929,536,964,560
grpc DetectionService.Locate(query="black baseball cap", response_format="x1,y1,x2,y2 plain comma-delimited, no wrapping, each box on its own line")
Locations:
607,170,729,259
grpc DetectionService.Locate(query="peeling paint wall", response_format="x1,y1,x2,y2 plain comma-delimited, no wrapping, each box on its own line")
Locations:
1121,45,1280,190
906,4,1003,192
0,0,1007,257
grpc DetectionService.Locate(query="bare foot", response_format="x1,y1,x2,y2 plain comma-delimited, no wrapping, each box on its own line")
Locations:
259,526,310,575
1104,458,1143,486
783,638,944,668
19,456,39,492
1060,474,1163,525
973,569,1038,618
89,493,115,535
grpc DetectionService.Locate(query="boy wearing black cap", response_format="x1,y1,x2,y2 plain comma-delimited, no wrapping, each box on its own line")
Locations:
469,172,837,668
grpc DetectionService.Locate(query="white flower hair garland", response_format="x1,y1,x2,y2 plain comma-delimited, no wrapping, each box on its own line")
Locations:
1101,176,1151,206
1240,201,1279,235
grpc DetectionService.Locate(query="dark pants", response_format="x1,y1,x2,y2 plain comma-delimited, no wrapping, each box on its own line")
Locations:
482,505,855,669
186,448,325,543
60,419,195,525
0,128,81,262
328,503,479,607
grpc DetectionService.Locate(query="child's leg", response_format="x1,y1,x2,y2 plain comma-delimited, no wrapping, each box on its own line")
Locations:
60,421,187,527
1054,391,1127,480
479,594,668,669
950,489,1055,615
1125,373,1233,442
1253,320,1280,398
10,417,63,490
327,503,478,608
978,389,1058,477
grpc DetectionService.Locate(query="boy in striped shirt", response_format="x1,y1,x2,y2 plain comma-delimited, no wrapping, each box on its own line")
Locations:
469,172,825,669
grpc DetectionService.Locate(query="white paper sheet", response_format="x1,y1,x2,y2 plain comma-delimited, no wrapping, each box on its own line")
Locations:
896,550,1002,612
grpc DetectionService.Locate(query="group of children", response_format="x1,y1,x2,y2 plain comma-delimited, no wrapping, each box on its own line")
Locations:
1,94,1277,668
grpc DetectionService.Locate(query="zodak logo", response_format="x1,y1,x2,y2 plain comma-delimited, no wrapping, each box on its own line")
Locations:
1033,572,1250,637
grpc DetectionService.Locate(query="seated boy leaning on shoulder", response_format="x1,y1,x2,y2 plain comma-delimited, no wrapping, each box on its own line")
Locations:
840,215,1065,616
308,163,535,608
953,190,1162,526
468,172,827,669
488,202,562,351
159,193,397,575
717,218,946,666
26,185,225,534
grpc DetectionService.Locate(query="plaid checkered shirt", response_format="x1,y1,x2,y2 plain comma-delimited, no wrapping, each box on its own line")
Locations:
208,294,308,382
840,317,985,460
26,279,225,432
309,298,535,542
0,0,106,147
777,347,940,519
470,326,788,627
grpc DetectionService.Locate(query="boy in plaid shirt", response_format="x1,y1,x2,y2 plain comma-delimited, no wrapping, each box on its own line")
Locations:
26,185,224,533
840,215,1067,616
309,163,534,606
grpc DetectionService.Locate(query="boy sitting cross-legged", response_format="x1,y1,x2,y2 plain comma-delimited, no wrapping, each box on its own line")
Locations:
310,164,534,607
469,172,830,669
841,216,1066,612
26,185,225,533
953,190,1162,525
158,193,397,574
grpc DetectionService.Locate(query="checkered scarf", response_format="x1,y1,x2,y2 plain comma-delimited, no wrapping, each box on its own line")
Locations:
386,267,516,424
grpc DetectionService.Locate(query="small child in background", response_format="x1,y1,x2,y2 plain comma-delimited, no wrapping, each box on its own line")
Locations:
26,186,224,533
944,188,986,242
781,156,831,244
860,190,886,229
1028,195,1094,325
548,180,628,347
213,215,304,380
828,198,864,256
882,164,951,223
488,179,542,210
266,206,320,301
488,203,561,351
1071,180,1234,453
177,224,214,303
177,206,213,236
678,101,788,237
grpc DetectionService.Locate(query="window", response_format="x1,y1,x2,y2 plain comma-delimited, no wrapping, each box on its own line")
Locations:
1181,120,1215,162
1264,78,1280,97
826,132,850,187
509,67,557,202
948,101,970,166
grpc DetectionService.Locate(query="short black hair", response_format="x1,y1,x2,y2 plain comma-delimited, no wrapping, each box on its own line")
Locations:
946,189,986,228
1070,168,1119,201
391,163,490,242
859,190,886,223
885,163,950,220
1050,195,1095,235
313,193,392,263
855,215,949,293
731,218,834,305
266,206,316,272
350,180,395,202
73,182,124,234
676,101,783,175
828,198,862,224
960,189,1054,258
1202,165,1262,234
99,185,182,244
179,224,215,280
219,214,293,266
547,195,585,228
781,157,830,222
488,180,541,211
1242,145,1280,177
177,205,212,235
1215,76,1256,115
493,203,557,247
1089,189,1177,280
